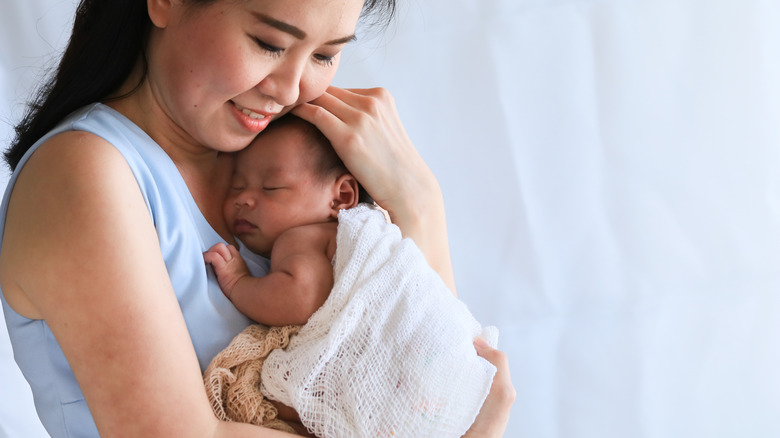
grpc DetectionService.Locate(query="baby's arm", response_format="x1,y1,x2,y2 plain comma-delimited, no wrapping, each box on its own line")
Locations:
204,224,335,326
203,243,252,298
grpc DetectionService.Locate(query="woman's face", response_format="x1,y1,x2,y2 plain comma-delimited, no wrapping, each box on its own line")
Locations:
146,0,364,152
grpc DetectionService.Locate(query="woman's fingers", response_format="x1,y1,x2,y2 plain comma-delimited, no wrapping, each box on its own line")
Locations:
291,86,419,205
463,339,516,437
475,338,516,405
293,86,456,290
291,86,391,151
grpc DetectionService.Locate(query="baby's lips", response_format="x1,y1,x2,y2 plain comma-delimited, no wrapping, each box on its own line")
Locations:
232,218,257,234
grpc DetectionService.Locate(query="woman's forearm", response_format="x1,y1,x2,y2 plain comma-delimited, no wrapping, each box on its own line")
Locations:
384,177,457,295
213,420,301,438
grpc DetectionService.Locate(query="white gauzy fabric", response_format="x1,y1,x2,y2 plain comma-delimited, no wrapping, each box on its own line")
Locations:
260,204,497,438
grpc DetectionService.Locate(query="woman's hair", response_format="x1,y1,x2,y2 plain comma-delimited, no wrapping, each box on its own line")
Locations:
5,0,397,171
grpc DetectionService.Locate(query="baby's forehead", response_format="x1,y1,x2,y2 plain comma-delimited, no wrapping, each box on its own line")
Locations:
236,143,319,178
252,124,317,152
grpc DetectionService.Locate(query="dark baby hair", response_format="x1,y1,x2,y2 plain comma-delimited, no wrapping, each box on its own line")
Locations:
266,114,374,205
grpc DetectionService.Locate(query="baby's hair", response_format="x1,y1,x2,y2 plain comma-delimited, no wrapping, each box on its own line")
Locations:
268,115,374,205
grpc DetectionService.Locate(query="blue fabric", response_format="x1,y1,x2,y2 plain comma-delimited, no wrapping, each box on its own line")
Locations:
0,103,267,437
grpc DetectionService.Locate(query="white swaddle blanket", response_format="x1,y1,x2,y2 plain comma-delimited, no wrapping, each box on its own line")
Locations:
260,204,498,438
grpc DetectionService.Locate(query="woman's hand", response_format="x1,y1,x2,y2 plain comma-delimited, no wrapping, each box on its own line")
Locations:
292,86,457,292
291,86,428,212
463,338,516,437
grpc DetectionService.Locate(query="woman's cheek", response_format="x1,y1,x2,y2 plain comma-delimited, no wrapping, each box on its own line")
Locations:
223,199,236,227
300,64,339,103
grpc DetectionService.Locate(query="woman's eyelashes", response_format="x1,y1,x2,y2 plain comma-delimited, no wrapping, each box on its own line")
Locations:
314,53,336,67
252,37,283,58
250,35,337,67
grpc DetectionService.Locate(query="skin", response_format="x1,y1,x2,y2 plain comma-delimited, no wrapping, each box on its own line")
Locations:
204,126,513,434
0,0,515,436
204,129,352,432
205,125,358,327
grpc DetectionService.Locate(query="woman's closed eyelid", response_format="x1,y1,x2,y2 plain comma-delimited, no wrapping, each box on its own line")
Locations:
251,36,284,56
314,52,336,66
250,32,339,67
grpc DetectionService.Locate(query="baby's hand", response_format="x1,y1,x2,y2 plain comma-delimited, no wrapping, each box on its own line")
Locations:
203,243,251,299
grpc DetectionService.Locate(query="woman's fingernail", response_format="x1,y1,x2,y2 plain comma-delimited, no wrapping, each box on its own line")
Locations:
474,337,489,349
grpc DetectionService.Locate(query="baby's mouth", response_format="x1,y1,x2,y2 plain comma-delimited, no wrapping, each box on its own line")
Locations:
232,218,257,234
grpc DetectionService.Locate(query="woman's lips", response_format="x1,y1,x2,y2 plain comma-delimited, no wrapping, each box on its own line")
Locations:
230,102,274,133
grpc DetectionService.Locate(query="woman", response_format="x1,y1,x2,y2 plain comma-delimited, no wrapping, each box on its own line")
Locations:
0,0,514,436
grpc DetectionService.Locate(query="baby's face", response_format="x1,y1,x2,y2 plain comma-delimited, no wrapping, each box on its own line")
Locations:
224,126,335,257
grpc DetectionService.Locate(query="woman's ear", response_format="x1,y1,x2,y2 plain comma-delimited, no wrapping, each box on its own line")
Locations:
330,174,359,219
147,0,174,28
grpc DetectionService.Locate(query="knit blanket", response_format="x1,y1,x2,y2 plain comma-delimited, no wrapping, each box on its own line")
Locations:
204,324,301,434
260,204,498,438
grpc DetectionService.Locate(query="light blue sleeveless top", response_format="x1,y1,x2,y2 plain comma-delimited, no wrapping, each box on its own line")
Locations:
0,103,269,437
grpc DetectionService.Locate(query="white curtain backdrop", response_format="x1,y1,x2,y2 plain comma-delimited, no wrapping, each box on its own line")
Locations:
2,1,780,437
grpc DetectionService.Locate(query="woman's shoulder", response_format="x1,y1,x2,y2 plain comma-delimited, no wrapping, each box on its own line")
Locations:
27,128,133,183
9,124,144,233
11,103,147,176
12,103,173,201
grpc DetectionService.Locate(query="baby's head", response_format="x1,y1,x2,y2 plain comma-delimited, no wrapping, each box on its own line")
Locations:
224,115,371,257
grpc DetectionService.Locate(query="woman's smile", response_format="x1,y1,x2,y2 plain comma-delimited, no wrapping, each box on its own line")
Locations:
230,101,275,133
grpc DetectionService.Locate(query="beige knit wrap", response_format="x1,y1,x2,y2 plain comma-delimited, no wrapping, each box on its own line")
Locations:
203,324,301,433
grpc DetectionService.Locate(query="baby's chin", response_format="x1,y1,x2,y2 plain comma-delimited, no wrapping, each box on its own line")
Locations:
236,236,271,259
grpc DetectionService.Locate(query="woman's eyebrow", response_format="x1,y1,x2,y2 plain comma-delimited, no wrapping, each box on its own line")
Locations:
327,34,358,46
252,12,357,45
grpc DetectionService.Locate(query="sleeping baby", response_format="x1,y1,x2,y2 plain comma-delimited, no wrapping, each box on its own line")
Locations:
203,114,497,438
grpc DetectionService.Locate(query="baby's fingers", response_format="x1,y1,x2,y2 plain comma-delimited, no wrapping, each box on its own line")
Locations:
203,243,234,265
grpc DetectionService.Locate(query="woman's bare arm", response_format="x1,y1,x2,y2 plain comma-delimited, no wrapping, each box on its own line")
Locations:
0,131,297,438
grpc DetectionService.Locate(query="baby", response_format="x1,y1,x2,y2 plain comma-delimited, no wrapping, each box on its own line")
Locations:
204,115,496,438
204,114,372,328
204,114,371,435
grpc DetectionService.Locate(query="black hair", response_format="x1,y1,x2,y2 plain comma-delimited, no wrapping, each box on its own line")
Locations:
5,0,397,171
267,114,374,205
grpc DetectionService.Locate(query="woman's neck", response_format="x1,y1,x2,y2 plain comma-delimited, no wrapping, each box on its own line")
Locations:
106,65,237,244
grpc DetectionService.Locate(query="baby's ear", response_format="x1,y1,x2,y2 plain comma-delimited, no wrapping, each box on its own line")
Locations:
330,174,359,218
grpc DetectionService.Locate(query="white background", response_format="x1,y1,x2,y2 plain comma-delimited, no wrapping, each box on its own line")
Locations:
2,0,780,437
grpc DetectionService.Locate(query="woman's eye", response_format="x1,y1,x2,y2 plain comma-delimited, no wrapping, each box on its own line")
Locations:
252,37,283,57
314,53,336,67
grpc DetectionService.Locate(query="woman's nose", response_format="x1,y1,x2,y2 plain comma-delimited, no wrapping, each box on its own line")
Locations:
258,58,305,107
